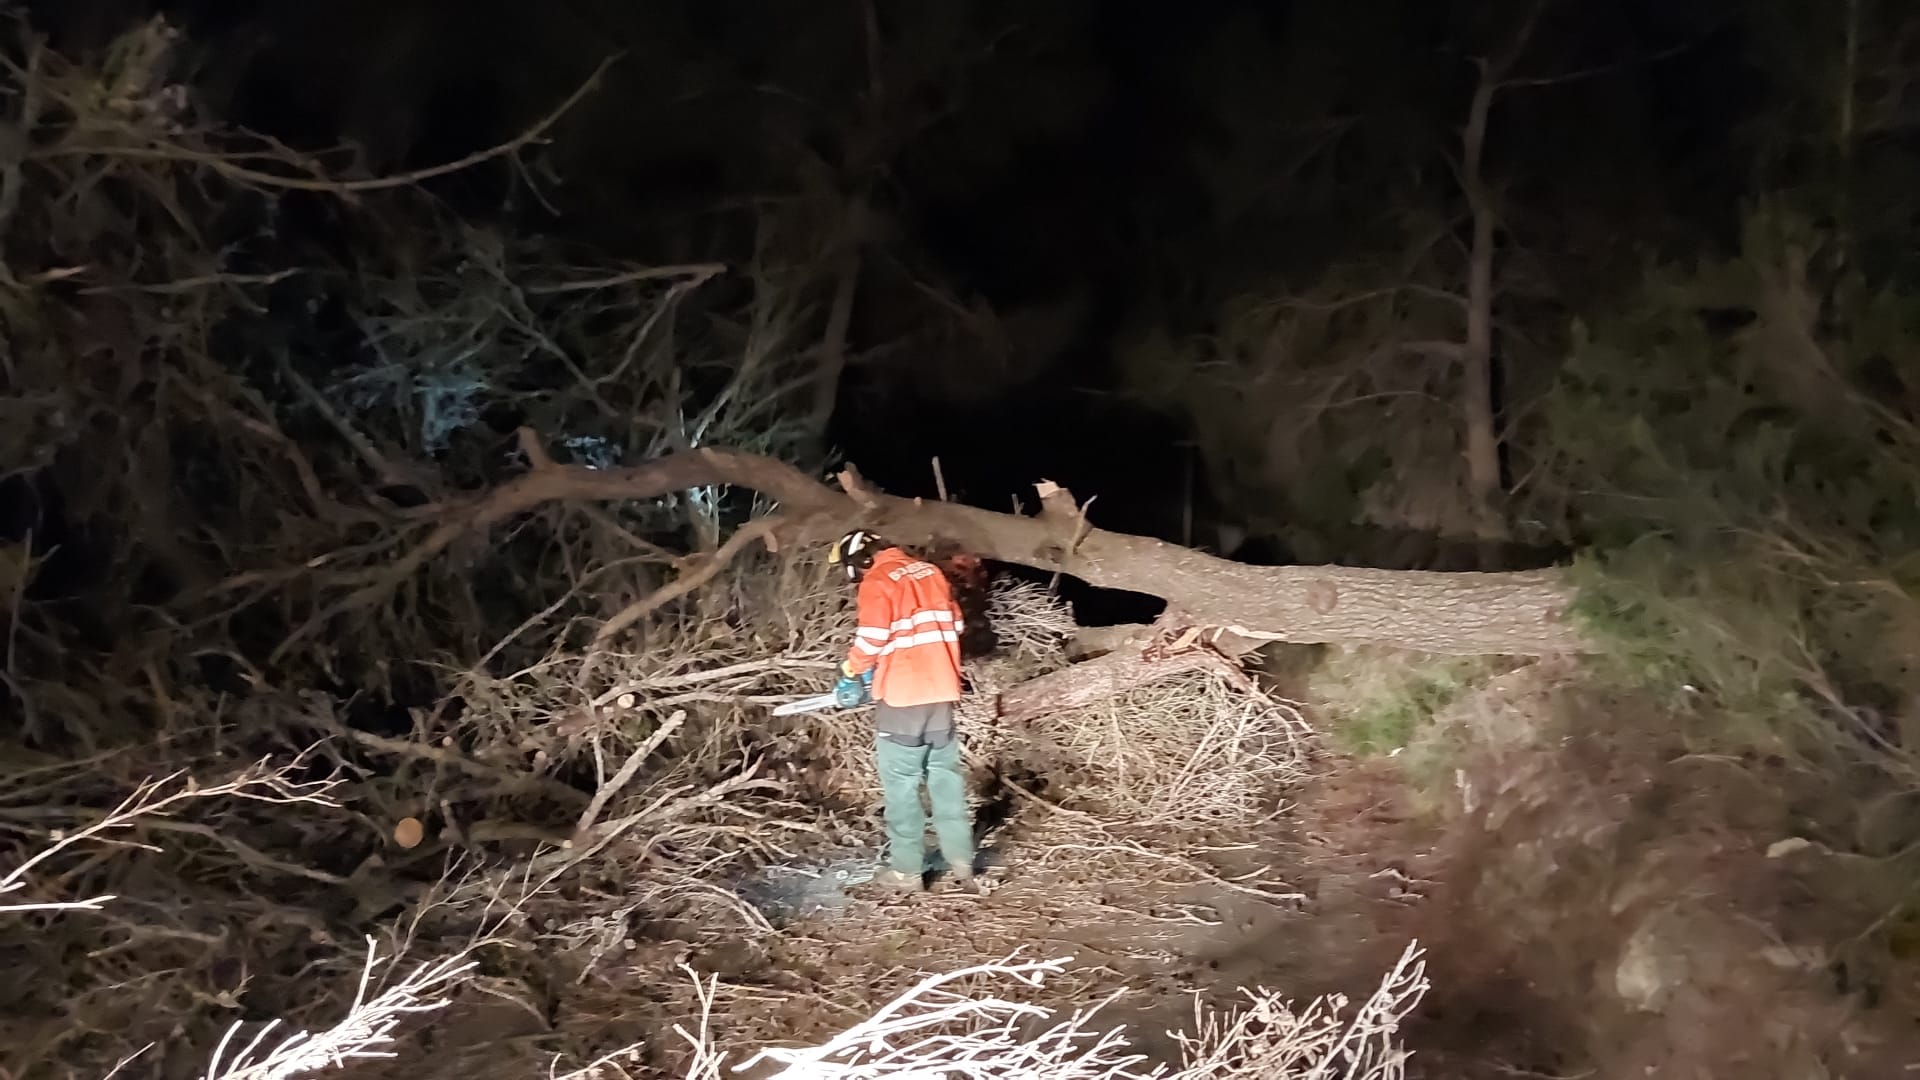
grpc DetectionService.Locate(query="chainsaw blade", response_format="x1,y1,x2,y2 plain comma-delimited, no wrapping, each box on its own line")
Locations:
771,693,842,716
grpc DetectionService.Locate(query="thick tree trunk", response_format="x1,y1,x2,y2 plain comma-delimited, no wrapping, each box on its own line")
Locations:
337,435,1586,659
860,477,1579,655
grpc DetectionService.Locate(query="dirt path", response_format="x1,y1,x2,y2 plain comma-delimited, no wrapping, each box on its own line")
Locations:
672,806,1326,1070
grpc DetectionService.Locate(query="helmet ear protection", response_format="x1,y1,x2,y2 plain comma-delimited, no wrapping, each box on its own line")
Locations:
828,529,884,582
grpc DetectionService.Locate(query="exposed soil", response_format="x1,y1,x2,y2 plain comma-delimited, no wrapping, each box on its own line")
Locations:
1267,666,1920,1080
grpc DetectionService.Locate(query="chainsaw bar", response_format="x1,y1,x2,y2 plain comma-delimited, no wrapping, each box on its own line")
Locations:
770,693,843,716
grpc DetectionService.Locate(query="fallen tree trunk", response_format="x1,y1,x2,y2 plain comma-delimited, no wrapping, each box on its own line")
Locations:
326,431,1586,657
852,476,1583,656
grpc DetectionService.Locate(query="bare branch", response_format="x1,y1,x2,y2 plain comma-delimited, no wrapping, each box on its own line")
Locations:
572,710,685,839
589,516,791,650
202,936,483,1080
1499,36,1701,90
669,941,1431,1079
0,758,341,914
279,359,426,491
1398,340,1467,361
35,56,622,195
523,262,725,295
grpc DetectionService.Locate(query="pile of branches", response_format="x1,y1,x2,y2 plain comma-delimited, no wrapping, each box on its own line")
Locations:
0,17,1363,1080
678,943,1429,1079
0,12,833,746
1005,668,1311,827
2,550,1328,1078
0,16,857,1078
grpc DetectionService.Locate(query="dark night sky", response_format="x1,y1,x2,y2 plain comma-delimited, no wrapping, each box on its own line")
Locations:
24,0,1811,561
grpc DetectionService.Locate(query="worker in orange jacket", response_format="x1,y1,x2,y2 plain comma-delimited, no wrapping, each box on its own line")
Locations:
828,529,976,893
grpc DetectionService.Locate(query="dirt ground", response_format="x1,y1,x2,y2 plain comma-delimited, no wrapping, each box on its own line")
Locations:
596,803,1314,1075
413,662,1920,1079
1279,671,1920,1080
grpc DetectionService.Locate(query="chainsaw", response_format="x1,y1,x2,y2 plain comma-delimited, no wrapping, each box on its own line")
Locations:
771,669,872,716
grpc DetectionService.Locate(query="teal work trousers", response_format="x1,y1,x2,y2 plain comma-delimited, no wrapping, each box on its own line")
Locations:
874,729,974,877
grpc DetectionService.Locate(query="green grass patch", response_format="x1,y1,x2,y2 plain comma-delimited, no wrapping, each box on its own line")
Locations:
1309,648,1505,757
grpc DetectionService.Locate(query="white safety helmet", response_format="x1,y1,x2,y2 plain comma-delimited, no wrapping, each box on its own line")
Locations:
827,529,885,582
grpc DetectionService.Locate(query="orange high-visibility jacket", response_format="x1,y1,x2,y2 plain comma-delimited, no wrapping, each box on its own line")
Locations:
844,547,965,707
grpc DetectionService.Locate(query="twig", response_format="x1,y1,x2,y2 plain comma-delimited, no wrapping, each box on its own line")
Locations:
77,268,301,295
588,516,789,651
475,551,668,671
1052,838,1307,904
316,722,588,807
536,764,779,886
278,359,419,489
589,657,835,707
41,56,621,195
166,377,357,523
0,758,340,914
716,954,1150,1079
102,1044,155,1080
202,936,483,1080
135,819,350,885
572,710,685,838
524,263,725,294
990,769,1098,820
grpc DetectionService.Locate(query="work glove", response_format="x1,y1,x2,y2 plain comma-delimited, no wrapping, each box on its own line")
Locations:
833,667,874,708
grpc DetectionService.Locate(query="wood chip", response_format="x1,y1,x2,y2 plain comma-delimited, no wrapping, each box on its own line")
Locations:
393,817,425,849
1766,837,1813,858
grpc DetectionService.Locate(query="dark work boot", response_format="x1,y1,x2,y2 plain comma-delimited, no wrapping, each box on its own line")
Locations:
943,862,987,895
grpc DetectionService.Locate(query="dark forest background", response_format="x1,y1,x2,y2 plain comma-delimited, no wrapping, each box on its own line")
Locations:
37,0,1916,561
10,0,1919,848
5,2,1920,1075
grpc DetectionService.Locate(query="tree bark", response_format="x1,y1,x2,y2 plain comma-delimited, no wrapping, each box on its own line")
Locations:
999,627,1233,722
1455,5,1548,569
325,434,1586,659
800,200,865,456
1461,65,1507,570
865,482,1581,656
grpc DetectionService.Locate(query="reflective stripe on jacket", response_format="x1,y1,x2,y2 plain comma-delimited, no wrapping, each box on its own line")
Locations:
844,547,965,707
